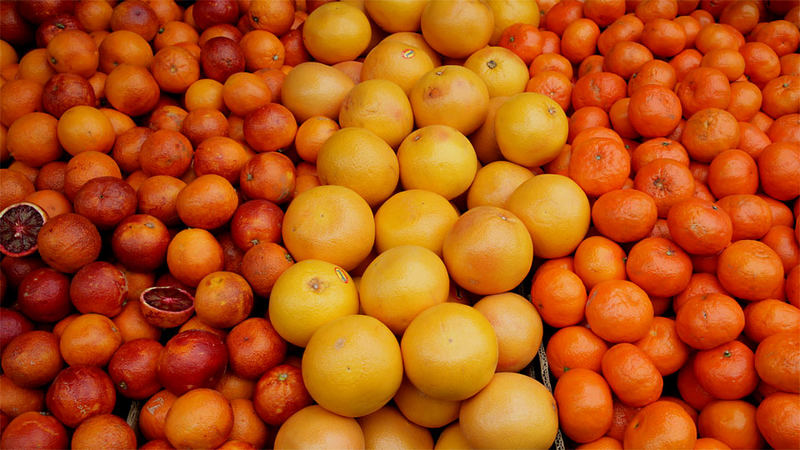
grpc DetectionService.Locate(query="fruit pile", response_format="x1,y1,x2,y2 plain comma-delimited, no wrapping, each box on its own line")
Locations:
0,0,799,448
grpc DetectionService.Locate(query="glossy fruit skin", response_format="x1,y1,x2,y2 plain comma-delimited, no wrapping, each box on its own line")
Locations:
15,268,71,323
157,329,228,395
45,366,116,428
253,363,313,426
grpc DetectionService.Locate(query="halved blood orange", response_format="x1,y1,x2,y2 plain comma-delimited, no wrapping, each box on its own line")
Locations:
139,286,196,329
0,202,47,257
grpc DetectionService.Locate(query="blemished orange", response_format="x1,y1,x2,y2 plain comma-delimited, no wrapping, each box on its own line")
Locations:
401,303,498,401
268,259,359,348
359,245,450,335
459,372,559,449
473,292,544,373
442,206,533,296
302,314,403,417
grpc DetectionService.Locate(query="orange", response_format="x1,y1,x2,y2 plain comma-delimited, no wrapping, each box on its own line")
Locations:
361,39,436,96
554,368,614,443
374,189,459,257
420,0,494,59
280,62,355,122
273,405,365,449
442,206,533,296
358,405,434,449
302,314,403,417
626,236,693,298
573,235,627,291
635,316,690,376
586,280,654,343
6,112,62,169
698,400,764,449
302,2,371,64
164,388,233,450
716,239,784,302
56,106,115,156
624,401,697,449
268,259,359,348
756,392,800,450
531,268,588,328
393,377,460,429
545,326,608,378
675,293,745,350
401,303,498,401
602,343,663,407
396,125,478,200
464,46,530,98
165,228,224,287
359,245,449,335
410,65,490,136
495,92,569,167
282,185,374,271
294,116,340,164
338,79,414,148
754,332,800,394
46,29,99,78
184,78,225,111
473,292,543,373
743,299,800,343
506,174,591,259
459,372,559,449
316,127,399,207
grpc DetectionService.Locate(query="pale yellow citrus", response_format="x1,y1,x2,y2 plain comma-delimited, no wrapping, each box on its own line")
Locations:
396,125,478,200
302,314,403,417
505,174,591,259
466,160,534,209
400,303,498,401
495,92,568,167
268,259,360,347
338,79,414,148
374,189,459,256
359,245,450,335
316,127,399,208
464,46,530,98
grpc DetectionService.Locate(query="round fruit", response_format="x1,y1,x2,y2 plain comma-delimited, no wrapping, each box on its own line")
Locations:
302,314,403,417
157,329,228,395
506,174,591,259
45,366,116,428
0,202,46,257
459,372,559,449
273,405,365,449
139,286,195,329
401,303,498,401
36,212,101,273
164,388,234,450
495,92,568,167
69,261,128,317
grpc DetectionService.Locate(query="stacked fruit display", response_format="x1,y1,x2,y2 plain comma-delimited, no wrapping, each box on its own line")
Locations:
0,0,798,448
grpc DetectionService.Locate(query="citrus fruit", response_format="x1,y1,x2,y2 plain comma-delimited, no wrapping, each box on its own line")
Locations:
302,314,403,417
359,245,450,335
459,372,559,449
495,92,568,167
506,174,591,258
401,303,498,401
268,259,359,347
0,202,46,257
